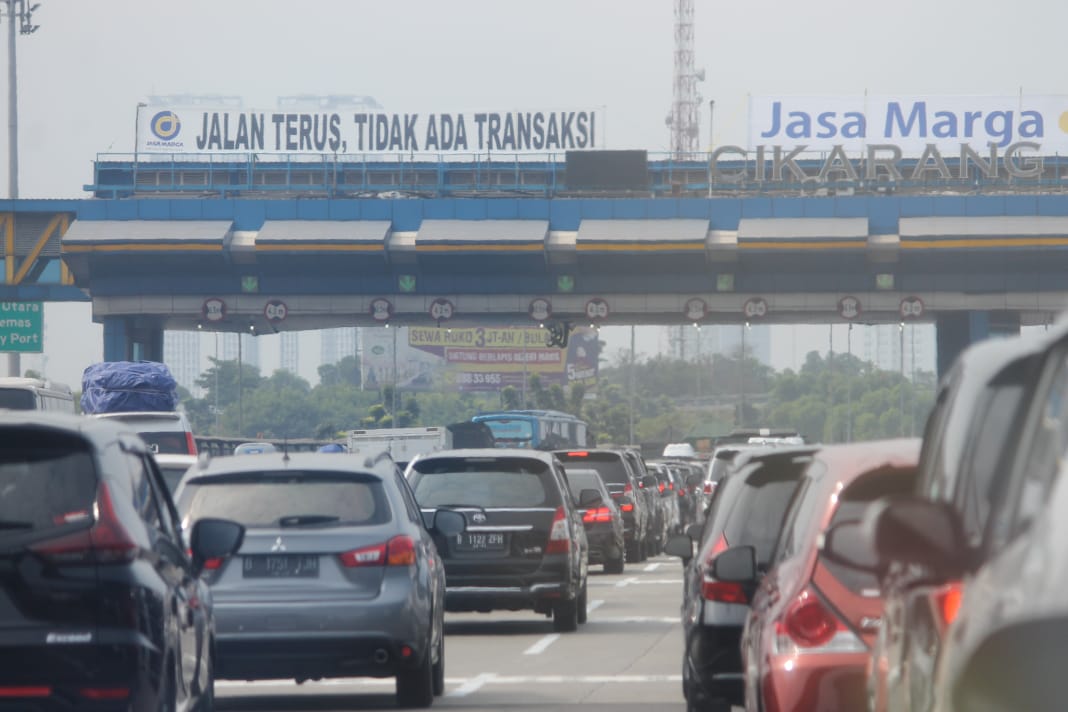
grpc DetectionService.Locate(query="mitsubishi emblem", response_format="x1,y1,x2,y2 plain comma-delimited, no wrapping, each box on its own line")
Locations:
270,537,286,552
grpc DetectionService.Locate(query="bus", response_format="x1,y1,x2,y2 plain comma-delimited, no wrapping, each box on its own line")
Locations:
471,409,589,450
0,378,76,413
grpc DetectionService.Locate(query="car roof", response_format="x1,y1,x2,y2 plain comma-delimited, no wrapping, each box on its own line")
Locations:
808,438,921,490
188,451,398,480
0,410,148,450
413,448,559,466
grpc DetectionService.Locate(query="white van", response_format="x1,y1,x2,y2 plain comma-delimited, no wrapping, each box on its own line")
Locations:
0,377,76,413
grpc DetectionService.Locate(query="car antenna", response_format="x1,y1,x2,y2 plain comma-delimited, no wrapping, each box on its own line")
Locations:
282,435,290,462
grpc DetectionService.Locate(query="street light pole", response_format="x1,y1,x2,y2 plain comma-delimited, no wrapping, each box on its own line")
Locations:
4,0,39,379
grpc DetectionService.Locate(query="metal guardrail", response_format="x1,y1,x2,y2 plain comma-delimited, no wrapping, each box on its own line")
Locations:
194,435,332,457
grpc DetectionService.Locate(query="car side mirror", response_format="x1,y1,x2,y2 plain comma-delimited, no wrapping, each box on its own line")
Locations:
820,519,877,572
664,534,694,562
189,518,244,576
432,509,466,537
685,523,703,540
711,545,757,583
578,488,603,508
640,475,658,490
863,496,970,577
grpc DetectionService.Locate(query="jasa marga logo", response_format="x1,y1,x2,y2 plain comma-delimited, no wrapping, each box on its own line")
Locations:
148,110,184,148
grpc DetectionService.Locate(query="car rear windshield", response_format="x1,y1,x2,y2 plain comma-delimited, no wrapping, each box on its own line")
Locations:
719,457,808,565
138,432,189,455
565,470,603,500
177,472,390,528
409,457,558,508
0,430,96,536
554,452,630,487
0,388,35,410
821,465,917,593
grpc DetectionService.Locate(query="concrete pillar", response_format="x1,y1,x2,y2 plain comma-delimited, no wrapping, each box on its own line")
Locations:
936,310,1020,378
102,318,164,362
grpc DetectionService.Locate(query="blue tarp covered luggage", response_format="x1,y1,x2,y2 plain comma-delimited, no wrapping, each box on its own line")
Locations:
81,361,179,414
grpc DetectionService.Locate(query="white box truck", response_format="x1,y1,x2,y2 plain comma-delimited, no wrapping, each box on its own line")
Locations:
347,426,452,467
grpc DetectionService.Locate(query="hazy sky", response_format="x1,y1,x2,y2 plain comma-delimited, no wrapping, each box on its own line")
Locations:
12,0,1067,385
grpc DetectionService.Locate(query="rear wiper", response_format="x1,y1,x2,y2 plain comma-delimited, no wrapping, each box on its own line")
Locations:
435,503,487,513
277,515,341,527
0,520,33,530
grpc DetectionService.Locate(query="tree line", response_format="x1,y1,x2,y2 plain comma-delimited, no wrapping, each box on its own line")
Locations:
176,345,935,447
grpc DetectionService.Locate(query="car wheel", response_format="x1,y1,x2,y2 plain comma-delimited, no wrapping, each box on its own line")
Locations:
396,647,434,708
432,631,445,697
626,540,642,563
604,553,625,574
552,596,579,632
194,646,216,712
577,583,588,625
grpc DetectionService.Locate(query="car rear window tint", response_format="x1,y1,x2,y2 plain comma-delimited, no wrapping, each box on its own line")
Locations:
565,471,603,499
720,463,806,565
139,432,189,455
0,431,96,535
178,474,389,527
821,465,917,593
554,452,630,487
0,389,35,410
410,457,556,508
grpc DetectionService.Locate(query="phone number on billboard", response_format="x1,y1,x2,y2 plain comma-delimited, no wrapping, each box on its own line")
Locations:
457,372,503,385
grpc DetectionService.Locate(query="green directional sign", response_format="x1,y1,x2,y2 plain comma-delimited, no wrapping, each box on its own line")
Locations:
0,301,43,353
876,273,895,290
716,273,735,292
241,275,259,293
556,275,575,293
398,274,417,293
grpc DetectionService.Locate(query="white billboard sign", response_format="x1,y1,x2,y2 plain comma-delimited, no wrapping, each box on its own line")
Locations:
137,106,604,155
747,94,1068,154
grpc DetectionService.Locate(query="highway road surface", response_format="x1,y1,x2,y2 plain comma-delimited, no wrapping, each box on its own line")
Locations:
216,555,691,712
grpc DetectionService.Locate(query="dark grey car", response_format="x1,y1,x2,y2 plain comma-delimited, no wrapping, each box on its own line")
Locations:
407,449,590,632
175,450,463,708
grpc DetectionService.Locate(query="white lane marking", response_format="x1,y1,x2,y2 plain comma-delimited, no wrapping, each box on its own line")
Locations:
523,633,561,655
483,674,683,684
589,615,679,624
587,598,605,614
448,672,497,697
644,562,661,572
615,576,640,588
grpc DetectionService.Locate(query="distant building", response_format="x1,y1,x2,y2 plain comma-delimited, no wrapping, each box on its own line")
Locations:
220,333,260,370
280,332,299,374
664,324,772,366
862,323,935,378
321,327,358,366
163,331,200,395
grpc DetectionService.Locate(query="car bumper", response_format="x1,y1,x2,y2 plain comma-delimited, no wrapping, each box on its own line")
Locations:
444,557,576,613
763,651,868,712
584,526,623,563
212,595,431,681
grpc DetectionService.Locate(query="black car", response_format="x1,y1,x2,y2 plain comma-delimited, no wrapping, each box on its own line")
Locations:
564,466,626,574
863,333,1041,712
0,411,243,711
555,449,650,562
666,446,817,712
407,449,590,632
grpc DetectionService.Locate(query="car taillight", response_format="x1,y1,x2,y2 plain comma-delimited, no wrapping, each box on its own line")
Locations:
703,481,716,495
566,451,589,458
545,506,570,554
702,580,748,603
29,481,138,565
583,507,613,524
620,502,634,512
340,535,416,567
773,590,866,655
79,687,130,701
0,687,51,698
658,482,666,494
185,432,198,455
933,582,963,629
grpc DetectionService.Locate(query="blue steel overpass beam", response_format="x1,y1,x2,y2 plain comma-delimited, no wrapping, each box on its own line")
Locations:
936,310,1021,377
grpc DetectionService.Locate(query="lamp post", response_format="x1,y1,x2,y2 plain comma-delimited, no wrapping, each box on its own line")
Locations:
134,101,147,163
3,0,39,379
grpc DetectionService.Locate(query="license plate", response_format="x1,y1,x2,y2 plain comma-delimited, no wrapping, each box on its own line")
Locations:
454,532,507,551
242,555,320,578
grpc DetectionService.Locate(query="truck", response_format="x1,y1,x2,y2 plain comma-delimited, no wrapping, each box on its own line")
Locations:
347,426,453,468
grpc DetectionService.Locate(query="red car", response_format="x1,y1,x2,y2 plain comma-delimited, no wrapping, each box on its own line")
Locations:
725,439,920,712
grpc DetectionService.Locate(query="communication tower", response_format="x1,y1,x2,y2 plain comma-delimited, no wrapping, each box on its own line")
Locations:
666,0,704,156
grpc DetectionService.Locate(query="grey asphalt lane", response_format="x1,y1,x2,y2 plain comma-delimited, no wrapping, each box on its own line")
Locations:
215,556,690,712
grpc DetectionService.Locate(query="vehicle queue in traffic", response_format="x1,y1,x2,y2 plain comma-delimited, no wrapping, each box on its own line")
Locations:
5,326,1068,712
